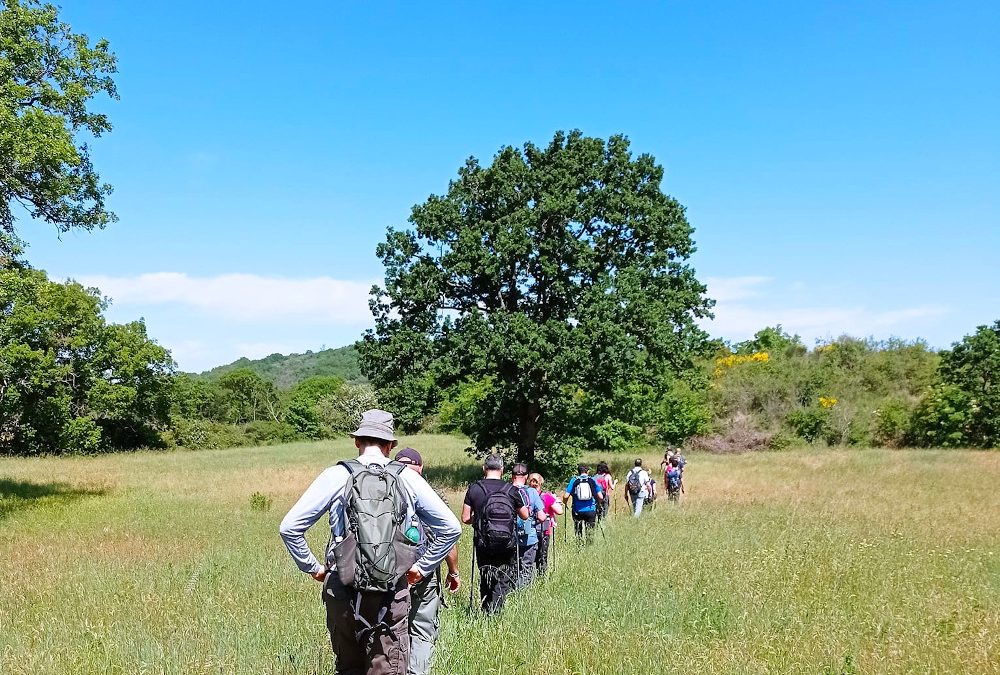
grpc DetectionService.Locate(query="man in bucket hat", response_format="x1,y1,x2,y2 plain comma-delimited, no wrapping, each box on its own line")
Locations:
280,410,461,675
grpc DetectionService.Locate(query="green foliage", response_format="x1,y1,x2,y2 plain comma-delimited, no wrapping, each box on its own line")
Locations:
360,130,713,471
931,320,1000,447
196,345,362,389
437,377,495,435
1,0,118,264
216,368,280,424
313,382,380,437
284,375,344,438
907,384,974,448
248,491,272,512
708,333,941,450
0,268,173,455
591,419,643,452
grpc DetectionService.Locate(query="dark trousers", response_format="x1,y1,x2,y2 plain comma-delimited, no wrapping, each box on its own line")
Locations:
534,530,551,576
476,548,517,615
516,542,537,589
596,497,609,521
323,574,410,675
573,510,597,544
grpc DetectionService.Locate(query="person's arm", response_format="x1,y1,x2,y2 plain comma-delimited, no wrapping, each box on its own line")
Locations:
550,497,564,516
461,503,473,525
404,473,462,578
278,466,342,579
445,545,461,592
515,488,530,520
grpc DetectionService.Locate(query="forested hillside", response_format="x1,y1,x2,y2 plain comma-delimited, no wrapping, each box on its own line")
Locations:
194,345,362,389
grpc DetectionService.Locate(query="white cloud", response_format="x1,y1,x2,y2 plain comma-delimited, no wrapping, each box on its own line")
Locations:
703,276,948,345
80,273,375,325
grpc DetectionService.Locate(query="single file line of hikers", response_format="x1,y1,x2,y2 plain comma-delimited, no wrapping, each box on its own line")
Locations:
279,409,687,675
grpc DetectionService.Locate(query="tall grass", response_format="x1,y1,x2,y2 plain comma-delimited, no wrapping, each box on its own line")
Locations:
1,438,997,673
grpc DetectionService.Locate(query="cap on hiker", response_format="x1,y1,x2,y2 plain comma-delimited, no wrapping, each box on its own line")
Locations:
512,462,529,476
351,409,397,442
395,447,422,466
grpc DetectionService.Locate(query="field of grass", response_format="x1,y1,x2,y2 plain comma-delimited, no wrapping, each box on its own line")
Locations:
1,436,998,674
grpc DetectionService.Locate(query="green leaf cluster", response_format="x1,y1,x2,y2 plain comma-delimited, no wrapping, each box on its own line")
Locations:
0,268,173,455
360,130,714,472
1,0,118,264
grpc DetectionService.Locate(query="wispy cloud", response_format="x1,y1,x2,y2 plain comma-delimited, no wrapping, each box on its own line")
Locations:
79,273,375,324
704,277,949,345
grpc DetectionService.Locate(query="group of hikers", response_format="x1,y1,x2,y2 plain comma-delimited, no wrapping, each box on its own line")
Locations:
279,409,686,675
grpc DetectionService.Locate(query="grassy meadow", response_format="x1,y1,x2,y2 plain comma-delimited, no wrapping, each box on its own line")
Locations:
1,436,998,674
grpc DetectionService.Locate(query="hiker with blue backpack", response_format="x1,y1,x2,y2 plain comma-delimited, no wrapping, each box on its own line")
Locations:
665,456,683,503
510,462,548,589
462,454,530,615
279,409,461,675
563,464,604,544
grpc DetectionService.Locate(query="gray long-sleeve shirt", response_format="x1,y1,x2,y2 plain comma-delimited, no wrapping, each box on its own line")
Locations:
279,447,461,577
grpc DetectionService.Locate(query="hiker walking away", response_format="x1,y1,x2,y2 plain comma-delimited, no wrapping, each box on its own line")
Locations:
279,410,461,675
563,464,604,544
662,447,687,493
394,447,461,675
527,472,562,577
462,454,530,615
510,462,547,589
665,456,683,503
594,461,615,521
624,458,652,518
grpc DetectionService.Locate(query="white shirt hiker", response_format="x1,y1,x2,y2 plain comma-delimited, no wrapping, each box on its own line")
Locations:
279,446,461,577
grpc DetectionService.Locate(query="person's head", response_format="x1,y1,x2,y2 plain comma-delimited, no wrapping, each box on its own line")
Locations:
597,461,610,475
527,472,544,491
395,447,423,476
483,453,504,477
351,409,398,456
577,463,589,475
511,462,529,485
634,458,643,468
669,457,679,468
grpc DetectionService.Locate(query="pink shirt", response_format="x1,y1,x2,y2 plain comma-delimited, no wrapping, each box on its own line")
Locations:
541,491,558,533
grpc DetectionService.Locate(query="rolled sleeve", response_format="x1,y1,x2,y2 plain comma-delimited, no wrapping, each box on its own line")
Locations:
279,467,340,575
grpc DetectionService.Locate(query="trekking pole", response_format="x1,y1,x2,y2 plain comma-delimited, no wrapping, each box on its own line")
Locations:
468,545,477,614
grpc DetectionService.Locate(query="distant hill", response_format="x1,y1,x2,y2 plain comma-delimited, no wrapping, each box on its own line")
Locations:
194,344,363,389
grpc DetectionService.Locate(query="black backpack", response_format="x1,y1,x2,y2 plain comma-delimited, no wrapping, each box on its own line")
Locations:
472,481,519,554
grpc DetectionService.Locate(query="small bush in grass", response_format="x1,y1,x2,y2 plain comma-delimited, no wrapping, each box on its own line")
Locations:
249,491,272,512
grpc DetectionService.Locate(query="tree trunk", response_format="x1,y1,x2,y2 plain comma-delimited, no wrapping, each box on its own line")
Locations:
517,401,541,465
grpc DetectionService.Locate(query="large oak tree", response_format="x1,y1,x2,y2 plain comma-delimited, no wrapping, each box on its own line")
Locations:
360,131,714,469
1,0,118,265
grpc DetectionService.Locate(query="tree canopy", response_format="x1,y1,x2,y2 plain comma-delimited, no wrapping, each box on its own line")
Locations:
0,268,173,454
359,130,714,470
1,0,118,265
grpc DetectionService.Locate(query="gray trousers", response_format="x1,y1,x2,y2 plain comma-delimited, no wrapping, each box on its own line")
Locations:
516,543,537,590
407,571,442,675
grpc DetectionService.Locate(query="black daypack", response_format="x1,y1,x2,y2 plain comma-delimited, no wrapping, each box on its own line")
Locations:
473,481,519,554
626,469,643,496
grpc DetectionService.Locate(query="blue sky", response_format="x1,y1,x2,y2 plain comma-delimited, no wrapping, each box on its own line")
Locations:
22,1,1000,371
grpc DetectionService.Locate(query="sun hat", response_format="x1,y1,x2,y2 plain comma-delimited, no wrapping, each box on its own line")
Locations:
350,409,397,442
395,447,423,466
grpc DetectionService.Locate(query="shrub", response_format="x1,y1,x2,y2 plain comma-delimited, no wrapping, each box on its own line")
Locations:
907,385,974,448
315,383,380,436
786,407,829,443
591,419,644,452
249,491,272,512
872,399,912,447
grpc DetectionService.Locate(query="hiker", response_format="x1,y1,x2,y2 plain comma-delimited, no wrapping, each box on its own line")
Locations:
623,458,652,517
563,464,604,544
279,410,461,675
394,447,461,675
594,461,615,521
665,456,683,503
462,454,530,614
510,462,547,589
527,472,562,576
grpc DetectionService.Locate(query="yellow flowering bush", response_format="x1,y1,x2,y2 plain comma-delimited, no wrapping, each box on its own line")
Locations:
819,396,838,408
713,351,769,378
